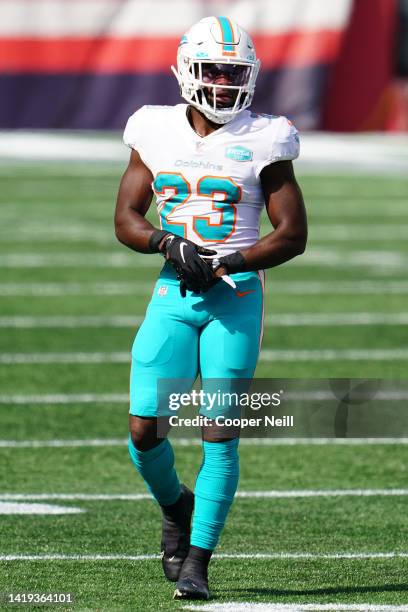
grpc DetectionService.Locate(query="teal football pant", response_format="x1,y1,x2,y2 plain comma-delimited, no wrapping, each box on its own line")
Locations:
129,262,264,550
129,263,264,417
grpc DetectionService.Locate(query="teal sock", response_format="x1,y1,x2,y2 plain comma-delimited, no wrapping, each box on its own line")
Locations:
191,438,239,550
128,436,181,506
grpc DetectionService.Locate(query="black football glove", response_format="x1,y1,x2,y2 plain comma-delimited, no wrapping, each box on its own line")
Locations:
205,251,247,275
149,230,217,297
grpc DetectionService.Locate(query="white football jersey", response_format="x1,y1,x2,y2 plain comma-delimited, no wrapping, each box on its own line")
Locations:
123,104,299,256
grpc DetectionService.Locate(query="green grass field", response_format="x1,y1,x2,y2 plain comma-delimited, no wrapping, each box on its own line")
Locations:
0,161,408,611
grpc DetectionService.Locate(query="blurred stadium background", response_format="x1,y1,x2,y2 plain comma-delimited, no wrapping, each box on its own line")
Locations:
1,0,408,130
1,1,408,610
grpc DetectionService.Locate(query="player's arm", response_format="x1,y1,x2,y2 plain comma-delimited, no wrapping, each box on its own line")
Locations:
114,149,157,253
215,160,307,274
243,159,307,269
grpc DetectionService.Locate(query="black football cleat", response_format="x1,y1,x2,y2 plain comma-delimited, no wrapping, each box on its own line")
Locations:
160,484,194,582
173,551,211,600
173,575,210,600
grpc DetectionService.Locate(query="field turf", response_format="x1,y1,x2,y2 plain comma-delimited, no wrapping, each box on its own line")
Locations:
0,161,407,611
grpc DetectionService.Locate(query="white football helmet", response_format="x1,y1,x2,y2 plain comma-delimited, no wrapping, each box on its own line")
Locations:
172,16,260,124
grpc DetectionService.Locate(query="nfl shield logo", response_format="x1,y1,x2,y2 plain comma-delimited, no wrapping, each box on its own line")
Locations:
158,285,168,297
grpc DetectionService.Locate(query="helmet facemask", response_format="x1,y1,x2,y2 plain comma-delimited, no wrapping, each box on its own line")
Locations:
172,57,259,124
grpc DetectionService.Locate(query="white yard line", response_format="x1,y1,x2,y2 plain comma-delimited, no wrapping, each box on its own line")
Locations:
0,438,130,448
264,313,408,326
1,313,408,328
0,316,143,328
2,280,408,297
3,349,408,364
260,348,408,361
0,502,84,515
1,490,408,502
1,349,408,364
0,282,153,296
310,225,408,240
184,604,408,612
0,352,131,364
0,388,407,404
0,253,160,268
300,249,408,270
0,249,407,270
236,489,408,499
1,438,408,448
1,552,407,562
1,388,408,404
265,281,408,295
235,438,408,446
2,224,408,243
310,206,408,218
0,393,129,404
0,228,114,243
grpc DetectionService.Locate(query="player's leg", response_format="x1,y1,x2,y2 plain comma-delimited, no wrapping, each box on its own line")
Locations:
175,272,263,599
128,278,199,580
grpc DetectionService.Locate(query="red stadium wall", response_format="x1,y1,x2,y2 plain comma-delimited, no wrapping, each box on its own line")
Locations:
322,0,398,131
0,0,402,131
0,0,354,130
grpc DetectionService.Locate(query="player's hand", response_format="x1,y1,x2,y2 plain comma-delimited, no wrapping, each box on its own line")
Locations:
204,252,246,276
160,234,217,296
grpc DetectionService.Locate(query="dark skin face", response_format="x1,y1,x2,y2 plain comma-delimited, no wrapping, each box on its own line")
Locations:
200,63,248,110
201,73,236,109
115,107,307,447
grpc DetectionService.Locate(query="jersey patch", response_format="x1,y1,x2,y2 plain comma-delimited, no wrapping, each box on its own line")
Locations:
225,145,253,162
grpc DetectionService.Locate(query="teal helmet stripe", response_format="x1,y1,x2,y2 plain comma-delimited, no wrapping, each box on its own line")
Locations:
217,16,235,52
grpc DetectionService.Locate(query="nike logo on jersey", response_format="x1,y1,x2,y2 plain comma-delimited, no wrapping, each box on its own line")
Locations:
236,290,255,298
180,242,187,263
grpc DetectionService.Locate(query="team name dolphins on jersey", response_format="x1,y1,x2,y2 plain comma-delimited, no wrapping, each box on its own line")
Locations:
123,104,299,257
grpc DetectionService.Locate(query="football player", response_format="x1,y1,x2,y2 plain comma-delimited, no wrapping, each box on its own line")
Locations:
115,16,307,601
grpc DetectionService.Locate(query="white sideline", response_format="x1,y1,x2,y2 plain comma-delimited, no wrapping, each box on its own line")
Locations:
184,604,408,612
3,349,408,364
1,489,408,502
1,552,407,562
1,438,408,448
1,131,408,176
1,313,408,328
2,280,408,297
